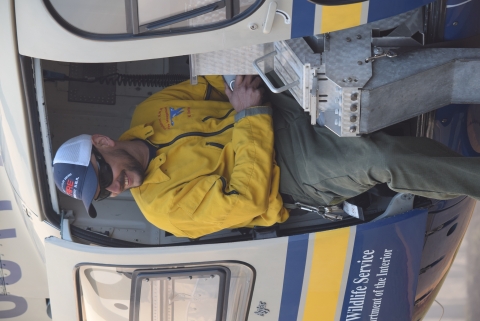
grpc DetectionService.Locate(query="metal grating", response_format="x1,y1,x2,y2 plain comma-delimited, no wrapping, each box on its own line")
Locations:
68,63,117,105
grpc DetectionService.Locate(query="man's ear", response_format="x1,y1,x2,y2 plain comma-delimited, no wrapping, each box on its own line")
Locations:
91,134,115,149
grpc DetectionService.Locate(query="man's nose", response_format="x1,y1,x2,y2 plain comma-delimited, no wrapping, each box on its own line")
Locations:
106,180,122,196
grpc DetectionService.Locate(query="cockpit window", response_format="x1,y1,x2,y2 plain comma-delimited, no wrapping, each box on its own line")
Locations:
76,262,254,321
48,0,128,34
45,0,262,38
131,267,228,321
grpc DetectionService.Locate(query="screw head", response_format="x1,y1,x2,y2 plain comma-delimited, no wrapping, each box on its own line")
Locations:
346,37,352,42
351,93,358,101
249,23,258,30
350,104,358,112
356,35,362,39
357,61,363,65
349,126,357,133
347,77,353,82
373,47,384,55
350,115,357,122
453,21,458,26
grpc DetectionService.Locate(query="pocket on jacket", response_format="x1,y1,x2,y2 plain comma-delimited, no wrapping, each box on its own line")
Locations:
175,175,219,216
205,142,225,150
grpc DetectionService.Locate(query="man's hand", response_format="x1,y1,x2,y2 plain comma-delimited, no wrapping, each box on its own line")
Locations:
224,75,265,113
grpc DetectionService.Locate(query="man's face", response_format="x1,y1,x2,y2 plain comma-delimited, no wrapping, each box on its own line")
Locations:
90,147,145,199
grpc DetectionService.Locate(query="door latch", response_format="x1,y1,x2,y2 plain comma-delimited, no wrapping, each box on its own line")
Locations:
365,48,398,63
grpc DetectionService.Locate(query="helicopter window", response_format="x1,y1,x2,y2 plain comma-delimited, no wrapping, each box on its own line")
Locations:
45,0,262,38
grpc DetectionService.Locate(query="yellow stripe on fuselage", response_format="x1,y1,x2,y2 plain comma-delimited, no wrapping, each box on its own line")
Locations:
320,3,364,34
302,228,352,320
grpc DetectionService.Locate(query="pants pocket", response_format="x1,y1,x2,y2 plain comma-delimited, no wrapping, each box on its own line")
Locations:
306,176,375,205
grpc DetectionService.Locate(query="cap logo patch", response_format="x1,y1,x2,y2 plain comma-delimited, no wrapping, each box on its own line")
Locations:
66,179,74,196
62,173,80,199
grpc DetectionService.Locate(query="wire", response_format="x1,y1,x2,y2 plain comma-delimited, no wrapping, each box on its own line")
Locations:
43,70,189,87
96,73,189,87
434,299,445,321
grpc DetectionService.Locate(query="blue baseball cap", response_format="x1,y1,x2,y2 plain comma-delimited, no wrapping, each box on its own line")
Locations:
53,135,98,218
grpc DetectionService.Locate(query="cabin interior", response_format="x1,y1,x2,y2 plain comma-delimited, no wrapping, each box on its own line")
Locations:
39,55,419,246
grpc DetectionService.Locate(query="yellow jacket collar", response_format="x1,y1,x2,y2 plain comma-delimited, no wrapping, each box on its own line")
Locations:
119,124,170,184
119,123,154,141
143,153,170,184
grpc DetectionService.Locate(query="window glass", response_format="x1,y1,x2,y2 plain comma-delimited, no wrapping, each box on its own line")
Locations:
46,0,261,36
138,274,221,321
239,0,257,13
138,0,219,25
189,0,255,27
49,0,127,34
77,263,254,321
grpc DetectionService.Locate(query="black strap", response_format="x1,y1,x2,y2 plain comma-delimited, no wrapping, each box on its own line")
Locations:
392,34,480,56
280,193,298,209
424,34,480,49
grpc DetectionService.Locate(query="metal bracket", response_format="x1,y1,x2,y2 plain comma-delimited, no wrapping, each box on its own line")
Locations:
189,54,198,85
60,210,75,242
252,225,278,240
372,193,414,221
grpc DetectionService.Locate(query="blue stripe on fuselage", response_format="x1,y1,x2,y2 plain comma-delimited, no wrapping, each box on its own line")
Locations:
279,233,309,321
0,201,12,211
291,0,316,38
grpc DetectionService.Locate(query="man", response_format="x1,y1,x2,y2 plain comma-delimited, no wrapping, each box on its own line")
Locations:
54,75,288,237
53,75,480,238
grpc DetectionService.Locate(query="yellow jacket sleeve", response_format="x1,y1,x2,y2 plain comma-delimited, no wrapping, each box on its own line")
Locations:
141,76,228,103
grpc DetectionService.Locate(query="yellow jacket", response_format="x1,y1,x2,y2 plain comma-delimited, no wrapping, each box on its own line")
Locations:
119,76,289,238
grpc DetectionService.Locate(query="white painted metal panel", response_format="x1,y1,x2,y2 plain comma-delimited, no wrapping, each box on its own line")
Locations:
45,236,288,321
0,0,43,218
15,0,293,63
0,166,57,320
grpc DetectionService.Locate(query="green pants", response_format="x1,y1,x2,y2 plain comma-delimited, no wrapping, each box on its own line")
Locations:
269,91,480,206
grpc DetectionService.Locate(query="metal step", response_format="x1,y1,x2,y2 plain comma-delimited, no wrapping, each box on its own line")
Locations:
189,7,480,137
